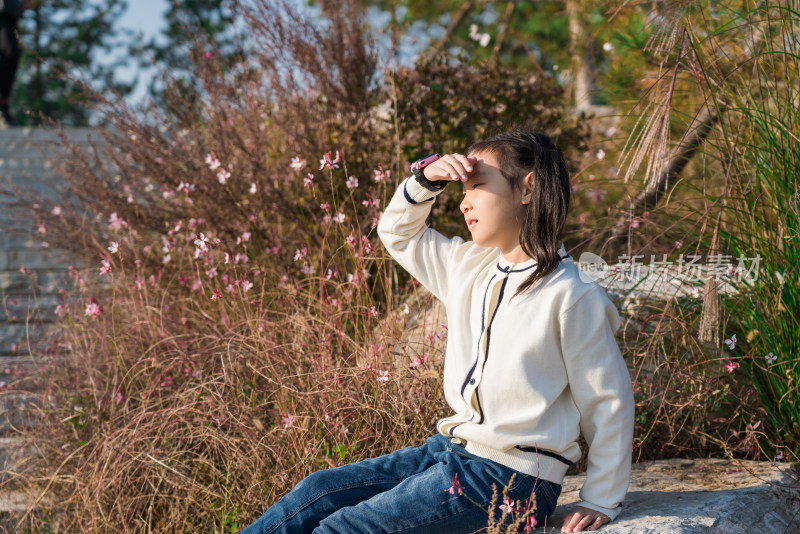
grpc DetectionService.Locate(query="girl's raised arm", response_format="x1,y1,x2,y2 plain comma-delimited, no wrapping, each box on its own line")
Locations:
377,155,488,301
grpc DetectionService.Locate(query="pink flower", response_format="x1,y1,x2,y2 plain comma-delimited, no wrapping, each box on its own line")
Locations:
447,473,464,495
318,150,341,170
346,175,359,189
362,236,374,253
51,205,62,216
765,352,777,364
369,306,378,317
294,247,307,262
216,169,231,184
114,391,124,404
84,300,103,318
194,232,210,251
333,212,346,223
282,414,296,428
211,289,221,300
372,168,389,183
241,280,253,292
99,259,112,275
377,369,389,382
304,173,314,187
776,451,787,461
724,360,739,373
290,156,306,171
523,515,538,532
181,316,188,325
107,241,120,254
205,153,221,171
176,182,195,194
37,223,46,235
499,497,518,514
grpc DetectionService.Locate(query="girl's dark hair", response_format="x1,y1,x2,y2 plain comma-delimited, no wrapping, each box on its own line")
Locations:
466,128,571,300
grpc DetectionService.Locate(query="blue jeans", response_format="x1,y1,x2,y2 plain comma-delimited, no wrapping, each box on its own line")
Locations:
239,433,562,533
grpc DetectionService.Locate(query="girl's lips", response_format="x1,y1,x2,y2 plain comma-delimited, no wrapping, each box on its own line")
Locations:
467,219,478,229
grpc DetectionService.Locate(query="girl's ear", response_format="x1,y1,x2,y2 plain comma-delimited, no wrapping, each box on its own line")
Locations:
521,171,534,205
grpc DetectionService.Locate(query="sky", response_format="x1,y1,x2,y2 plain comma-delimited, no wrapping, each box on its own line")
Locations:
112,0,170,104
105,1,495,107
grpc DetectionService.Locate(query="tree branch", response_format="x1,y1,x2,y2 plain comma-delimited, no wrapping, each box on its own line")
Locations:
489,0,517,67
418,0,485,65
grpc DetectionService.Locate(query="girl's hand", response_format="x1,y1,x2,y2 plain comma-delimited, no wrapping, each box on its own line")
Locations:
423,153,478,183
560,505,611,532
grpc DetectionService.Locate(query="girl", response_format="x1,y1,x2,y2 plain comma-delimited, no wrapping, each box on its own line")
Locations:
240,129,635,534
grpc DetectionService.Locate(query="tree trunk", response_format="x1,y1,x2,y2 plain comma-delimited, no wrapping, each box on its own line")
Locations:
566,0,598,110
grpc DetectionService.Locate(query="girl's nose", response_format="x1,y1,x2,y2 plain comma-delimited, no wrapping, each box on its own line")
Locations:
460,198,470,214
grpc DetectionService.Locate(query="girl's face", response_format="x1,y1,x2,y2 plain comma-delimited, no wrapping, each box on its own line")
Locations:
460,150,531,254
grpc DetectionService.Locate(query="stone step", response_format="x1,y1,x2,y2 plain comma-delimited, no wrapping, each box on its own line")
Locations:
0,235,49,251
0,324,50,356
0,392,40,434
0,126,94,144
0,294,63,323
0,270,73,294
0,436,42,527
0,248,81,271
0,158,56,171
0,436,32,479
0,141,92,160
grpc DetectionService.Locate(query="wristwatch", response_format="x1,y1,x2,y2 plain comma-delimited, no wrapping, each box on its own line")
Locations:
410,153,447,191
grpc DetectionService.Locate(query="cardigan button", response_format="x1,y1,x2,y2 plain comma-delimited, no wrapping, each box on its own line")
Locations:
469,378,476,385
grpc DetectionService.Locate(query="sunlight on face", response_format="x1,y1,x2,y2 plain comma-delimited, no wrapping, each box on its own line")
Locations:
460,151,527,256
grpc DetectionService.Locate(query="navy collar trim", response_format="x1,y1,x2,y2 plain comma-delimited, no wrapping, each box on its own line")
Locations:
495,252,571,274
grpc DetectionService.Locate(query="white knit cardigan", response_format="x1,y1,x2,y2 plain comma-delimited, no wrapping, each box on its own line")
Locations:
376,175,636,521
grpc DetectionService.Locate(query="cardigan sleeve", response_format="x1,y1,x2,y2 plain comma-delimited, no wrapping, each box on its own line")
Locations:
377,175,482,302
558,286,635,522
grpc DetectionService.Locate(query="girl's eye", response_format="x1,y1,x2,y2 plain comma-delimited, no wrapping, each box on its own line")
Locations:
461,184,480,195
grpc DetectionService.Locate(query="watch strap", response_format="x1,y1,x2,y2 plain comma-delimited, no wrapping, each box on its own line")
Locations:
412,167,448,191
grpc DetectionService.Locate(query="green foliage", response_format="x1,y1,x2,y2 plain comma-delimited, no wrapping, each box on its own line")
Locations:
13,0,133,126
363,1,652,105
390,53,592,239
